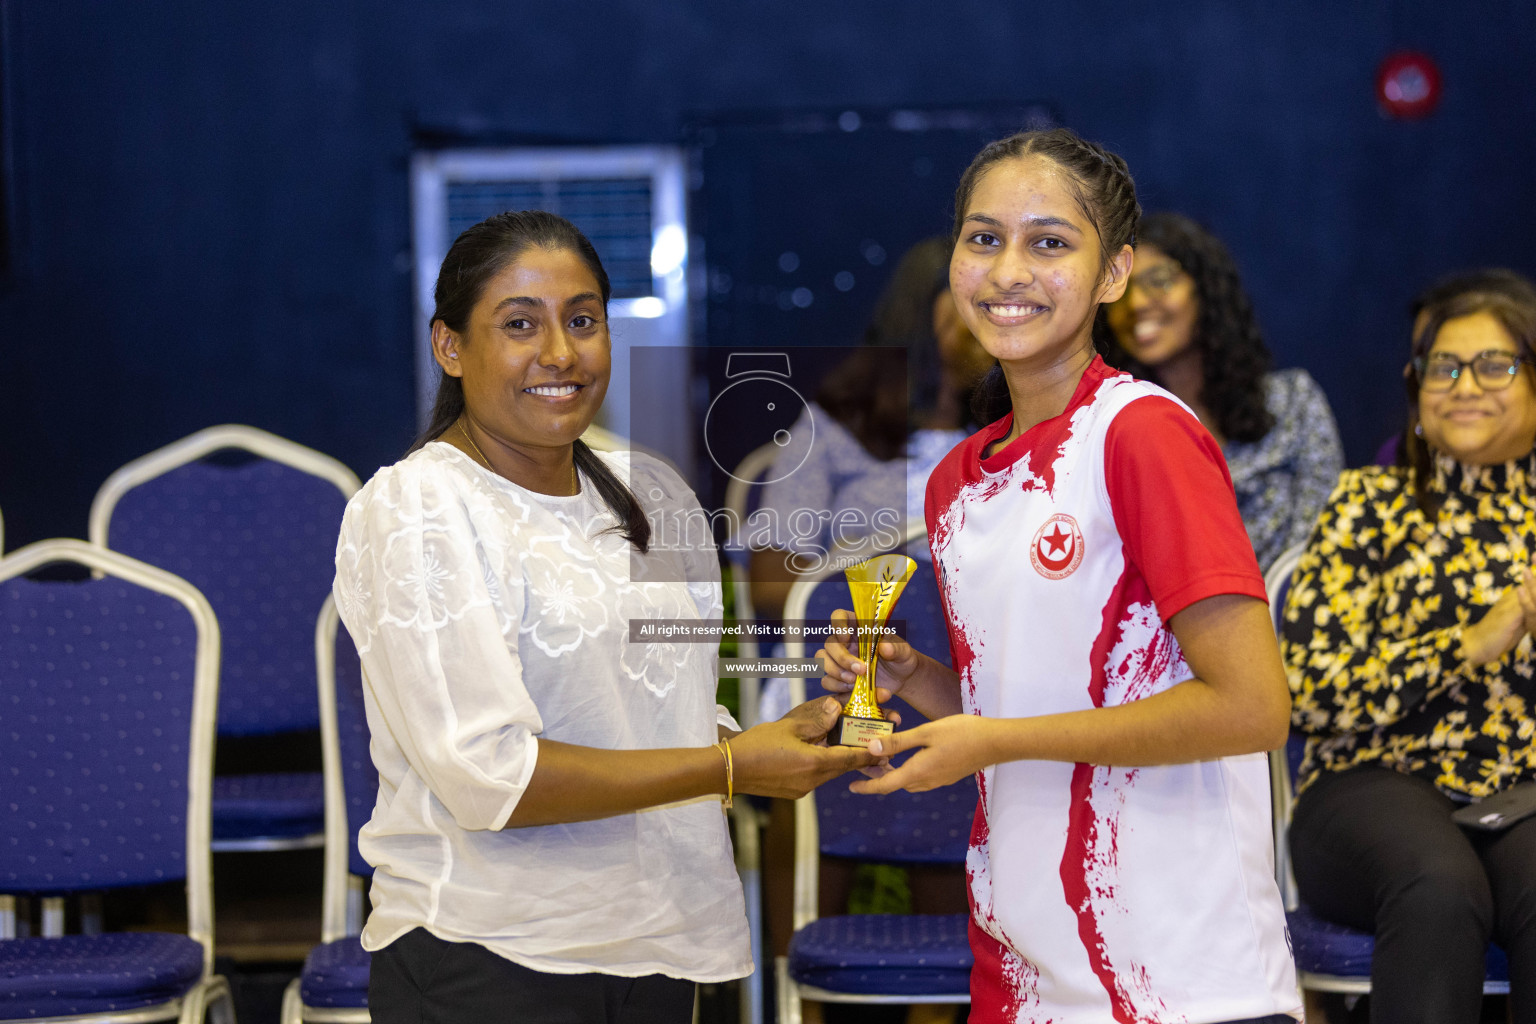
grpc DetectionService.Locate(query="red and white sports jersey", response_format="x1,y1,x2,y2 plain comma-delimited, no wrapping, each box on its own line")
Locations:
925,359,1299,1024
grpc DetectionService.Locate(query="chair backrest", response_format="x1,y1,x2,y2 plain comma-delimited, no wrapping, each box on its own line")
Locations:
89,424,360,737
315,596,378,942
724,442,794,727
781,531,977,929
0,539,220,969
1264,542,1306,638
722,442,782,571
1264,541,1306,909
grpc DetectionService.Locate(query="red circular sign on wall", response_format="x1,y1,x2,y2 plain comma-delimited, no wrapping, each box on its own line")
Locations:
1376,51,1442,119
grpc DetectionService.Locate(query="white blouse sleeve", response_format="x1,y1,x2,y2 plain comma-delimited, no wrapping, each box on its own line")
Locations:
334,462,541,831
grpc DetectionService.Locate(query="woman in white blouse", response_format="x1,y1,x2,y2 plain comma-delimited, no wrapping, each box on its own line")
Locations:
333,210,874,1024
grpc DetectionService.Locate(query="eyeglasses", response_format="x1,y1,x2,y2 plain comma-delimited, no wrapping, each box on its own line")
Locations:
1127,264,1184,298
1415,350,1528,392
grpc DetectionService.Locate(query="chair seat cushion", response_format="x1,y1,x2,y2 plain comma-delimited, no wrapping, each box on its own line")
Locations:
788,913,971,996
0,932,204,1017
212,771,325,839
1286,902,1375,977
1288,902,1509,982
300,937,369,1008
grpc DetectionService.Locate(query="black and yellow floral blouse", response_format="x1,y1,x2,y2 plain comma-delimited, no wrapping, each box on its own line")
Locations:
1280,452,1536,799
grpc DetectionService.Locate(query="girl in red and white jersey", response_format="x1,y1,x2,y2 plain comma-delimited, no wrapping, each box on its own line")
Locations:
819,129,1300,1024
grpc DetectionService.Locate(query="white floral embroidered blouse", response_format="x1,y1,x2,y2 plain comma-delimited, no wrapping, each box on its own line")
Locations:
333,442,750,981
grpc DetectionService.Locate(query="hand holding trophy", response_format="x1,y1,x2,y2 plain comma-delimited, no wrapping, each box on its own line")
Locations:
836,553,917,747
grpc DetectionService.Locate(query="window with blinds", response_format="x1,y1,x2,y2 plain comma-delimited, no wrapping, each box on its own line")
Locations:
443,177,656,300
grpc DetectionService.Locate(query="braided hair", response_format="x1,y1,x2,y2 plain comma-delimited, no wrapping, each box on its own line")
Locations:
411,209,650,552
956,128,1142,426
1103,212,1275,444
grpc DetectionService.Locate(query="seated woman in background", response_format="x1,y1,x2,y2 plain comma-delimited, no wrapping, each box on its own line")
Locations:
748,236,992,622
1374,268,1536,464
1105,211,1343,569
1281,277,1536,1024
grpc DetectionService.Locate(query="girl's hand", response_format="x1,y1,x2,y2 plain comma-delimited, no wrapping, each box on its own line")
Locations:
1461,565,1536,666
848,714,997,795
730,696,880,799
816,607,923,704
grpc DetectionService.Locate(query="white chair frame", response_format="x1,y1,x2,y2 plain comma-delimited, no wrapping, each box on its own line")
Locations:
89,423,362,543
0,539,234,1024
775,528,968,1024
720,440,791,1024
722,441,783,731
281,597,371,1024
88,424,361,853
1264,543,1305,915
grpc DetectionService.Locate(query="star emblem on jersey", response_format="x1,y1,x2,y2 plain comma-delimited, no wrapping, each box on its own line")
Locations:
1030,513,1084,580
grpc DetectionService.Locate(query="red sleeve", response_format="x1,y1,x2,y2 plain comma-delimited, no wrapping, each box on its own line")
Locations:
1103,396,1266,620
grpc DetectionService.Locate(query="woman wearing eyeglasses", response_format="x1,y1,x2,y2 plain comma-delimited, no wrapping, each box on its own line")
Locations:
1280,278,1536,1023
1104,213,1343,569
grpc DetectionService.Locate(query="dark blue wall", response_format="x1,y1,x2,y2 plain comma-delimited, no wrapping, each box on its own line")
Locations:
2,1,1533,548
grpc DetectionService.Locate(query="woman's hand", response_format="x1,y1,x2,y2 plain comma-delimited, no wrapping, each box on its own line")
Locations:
1460,565,1536,666
848,714,997,794
816,607,923,704
730,696,881,799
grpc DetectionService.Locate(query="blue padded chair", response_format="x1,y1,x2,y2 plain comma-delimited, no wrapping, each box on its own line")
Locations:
0,539,235,1023
777,537,976,1024
281,597,378,1023
89,424,361,852
1265,543,1511,1000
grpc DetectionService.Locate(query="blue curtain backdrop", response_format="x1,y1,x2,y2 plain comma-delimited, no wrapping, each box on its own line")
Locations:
1,0,1533,547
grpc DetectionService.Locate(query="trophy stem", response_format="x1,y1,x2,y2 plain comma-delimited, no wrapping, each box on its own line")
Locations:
835,555,915,747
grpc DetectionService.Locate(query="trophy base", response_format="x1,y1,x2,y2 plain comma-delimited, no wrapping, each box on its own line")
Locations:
837,713,894,748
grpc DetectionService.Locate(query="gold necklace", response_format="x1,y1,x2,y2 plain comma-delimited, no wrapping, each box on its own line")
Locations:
458,420,492,470
457,420,578,494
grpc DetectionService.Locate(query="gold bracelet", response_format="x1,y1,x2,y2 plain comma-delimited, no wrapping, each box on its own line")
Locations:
715,739,734,810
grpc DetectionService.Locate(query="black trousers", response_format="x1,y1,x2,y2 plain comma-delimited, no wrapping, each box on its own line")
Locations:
369,928,696,1024
1290,766,1536,1024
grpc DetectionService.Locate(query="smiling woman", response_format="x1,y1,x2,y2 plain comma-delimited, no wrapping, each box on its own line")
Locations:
1101,213,1344,570
1281,279,1536,1023
818,129,1301,1024
333,210,876,1024
430,245,612,495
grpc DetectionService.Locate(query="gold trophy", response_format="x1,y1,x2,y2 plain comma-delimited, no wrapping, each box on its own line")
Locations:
836,553,917,747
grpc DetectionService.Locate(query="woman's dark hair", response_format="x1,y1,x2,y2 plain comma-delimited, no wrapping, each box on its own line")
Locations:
1404,281,1536,516
410,209,650,552
1103,212,1275,444
957,128,1142,426
815,237,963,460
1409,268,1536,322
815,348,911,461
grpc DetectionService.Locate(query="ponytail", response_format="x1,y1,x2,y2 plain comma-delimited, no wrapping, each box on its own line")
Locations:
574,440,651,553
